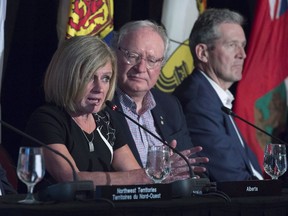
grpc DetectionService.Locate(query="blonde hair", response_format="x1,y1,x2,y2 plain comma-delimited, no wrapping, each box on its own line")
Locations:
44,36,117,113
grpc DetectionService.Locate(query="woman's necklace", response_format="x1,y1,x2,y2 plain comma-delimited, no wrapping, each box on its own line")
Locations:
81,130,95,152
72,117,95,152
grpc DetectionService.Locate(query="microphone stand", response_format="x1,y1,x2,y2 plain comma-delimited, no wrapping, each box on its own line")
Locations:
221,106,288,145
0,119,94,201
106,100,210,197
214,106,288,197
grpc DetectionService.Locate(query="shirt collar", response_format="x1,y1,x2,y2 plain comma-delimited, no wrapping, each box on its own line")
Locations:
200,71,234,109
116,88,156,115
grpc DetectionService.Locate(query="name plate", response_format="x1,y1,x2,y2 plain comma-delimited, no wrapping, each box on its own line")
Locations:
216,179,282,197
95,184,171,202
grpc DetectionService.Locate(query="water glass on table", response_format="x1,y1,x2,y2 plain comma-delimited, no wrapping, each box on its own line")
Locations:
263,143,287,180
17,146,45,204
145,145,171,183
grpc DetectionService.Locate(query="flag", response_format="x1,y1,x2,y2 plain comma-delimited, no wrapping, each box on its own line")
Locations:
156,0,206,93
57,0,114,46
234,0,288,169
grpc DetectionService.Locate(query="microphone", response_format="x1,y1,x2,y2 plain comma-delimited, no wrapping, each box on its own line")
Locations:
218,106,287,197
105,100,210,197
221,106,288,145
105,100,195,178
0,119,94,201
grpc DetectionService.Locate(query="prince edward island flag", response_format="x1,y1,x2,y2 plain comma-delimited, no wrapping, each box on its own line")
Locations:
156,0,206,93
234,0,288,169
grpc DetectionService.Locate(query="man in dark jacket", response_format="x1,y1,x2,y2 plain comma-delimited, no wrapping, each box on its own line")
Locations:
106,20,209,176
173,9,263,182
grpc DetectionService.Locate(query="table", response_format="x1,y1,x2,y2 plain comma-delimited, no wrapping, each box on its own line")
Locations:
0,192,288,216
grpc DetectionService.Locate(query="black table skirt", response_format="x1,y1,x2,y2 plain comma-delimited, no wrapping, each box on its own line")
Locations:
0,193,288,216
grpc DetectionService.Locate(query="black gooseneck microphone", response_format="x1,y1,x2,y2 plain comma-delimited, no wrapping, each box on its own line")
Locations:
105,100,195,178
105,100,210,197
221,106,288,145
0,119,94,201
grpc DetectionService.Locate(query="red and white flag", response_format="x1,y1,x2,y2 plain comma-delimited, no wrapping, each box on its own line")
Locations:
234,0,288,168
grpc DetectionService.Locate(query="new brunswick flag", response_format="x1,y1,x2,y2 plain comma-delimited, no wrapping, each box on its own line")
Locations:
57,0,113,46
234,0,288,169
156,0,206,93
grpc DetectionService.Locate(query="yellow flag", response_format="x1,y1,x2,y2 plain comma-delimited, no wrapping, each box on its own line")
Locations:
156,0,206,93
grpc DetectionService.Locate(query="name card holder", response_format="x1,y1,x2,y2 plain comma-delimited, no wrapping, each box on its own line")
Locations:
216,179,282,197
95,184,172,202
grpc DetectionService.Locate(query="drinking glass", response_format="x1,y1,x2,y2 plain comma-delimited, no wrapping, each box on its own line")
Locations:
145,145,171,183
17,147,45,204
263,143,287,180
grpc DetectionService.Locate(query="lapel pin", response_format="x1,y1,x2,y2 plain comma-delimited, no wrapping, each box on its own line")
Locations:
160,116,164,125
